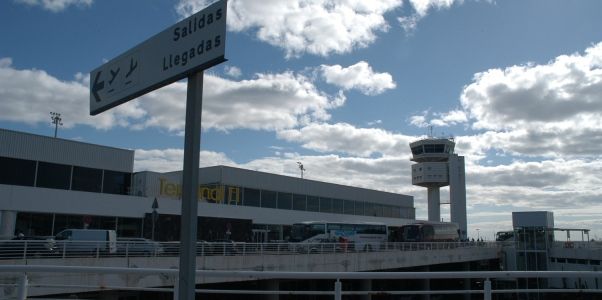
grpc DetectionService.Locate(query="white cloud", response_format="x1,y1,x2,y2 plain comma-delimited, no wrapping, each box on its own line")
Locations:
277,122,414,157
462,42,602,131
409,109,467,128
430,109,467,126
408,0,460,17
458,42,602,158
409,114,429,128
15,0,93,12
0,58,344,133
0,58,144,130
138,72,340,133
224,65,242,78
176,0,476,57
198,72,345,131
319,61,396,95
176,0,402,57
367,119,383,126
134,149,236,172
398,0,461,32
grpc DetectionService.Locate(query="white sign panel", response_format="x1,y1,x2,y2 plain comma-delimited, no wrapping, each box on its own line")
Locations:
90,0,227,115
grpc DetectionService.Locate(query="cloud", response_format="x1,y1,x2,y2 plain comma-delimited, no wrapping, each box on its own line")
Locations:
430,110,467,127
0,58,344,133
398,0,462,32
367,119,383,126
458,42,602,158
176,0,402,57
277,122,414,157
462,42,602,130
409,114,429,128
138,72,343,133
134,149,236,172
224,65,242,78
176,0,477,57
409,109,467,128
0,58,144,130
319,61,396,95
15,0,93,12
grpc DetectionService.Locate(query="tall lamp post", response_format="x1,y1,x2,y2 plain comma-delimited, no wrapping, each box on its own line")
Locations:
151,197,159,240
297,162,306,179
50,112,63,138
476,228,480,241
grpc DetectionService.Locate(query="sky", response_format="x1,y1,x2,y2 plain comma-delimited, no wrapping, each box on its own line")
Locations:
1,0,602,241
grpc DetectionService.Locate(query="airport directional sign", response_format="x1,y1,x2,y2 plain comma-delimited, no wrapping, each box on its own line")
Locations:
89,0,227,115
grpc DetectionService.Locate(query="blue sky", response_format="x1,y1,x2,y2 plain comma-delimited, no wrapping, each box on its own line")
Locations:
1,0,602,240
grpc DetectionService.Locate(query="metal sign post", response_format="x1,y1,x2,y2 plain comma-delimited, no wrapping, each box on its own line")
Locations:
88,1,227,299
178,71,203,300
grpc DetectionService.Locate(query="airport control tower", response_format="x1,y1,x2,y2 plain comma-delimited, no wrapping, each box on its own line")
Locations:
410,137,467,239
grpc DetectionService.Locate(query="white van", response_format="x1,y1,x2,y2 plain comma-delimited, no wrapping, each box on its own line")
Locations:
55,229,117,254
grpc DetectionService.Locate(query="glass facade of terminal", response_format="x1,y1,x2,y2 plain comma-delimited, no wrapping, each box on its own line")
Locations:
157,180,414,219
3,155,414,241
0,156,132,195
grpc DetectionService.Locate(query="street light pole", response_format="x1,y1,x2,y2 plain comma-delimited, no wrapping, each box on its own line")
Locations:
297,162,306,179
476,228,480,241
50,112,63,138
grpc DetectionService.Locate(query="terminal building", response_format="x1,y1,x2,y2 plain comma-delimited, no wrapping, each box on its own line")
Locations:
0,128,416,242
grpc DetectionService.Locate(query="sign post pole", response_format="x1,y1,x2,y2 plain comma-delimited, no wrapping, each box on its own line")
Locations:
179,71,203,300
88,2,226,298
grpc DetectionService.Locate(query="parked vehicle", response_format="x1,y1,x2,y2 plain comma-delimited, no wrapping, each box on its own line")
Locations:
54,229,117,254
290,221,387,252
399,222,460,242
0,236,55,258
496,231,514,242
117,238,163,256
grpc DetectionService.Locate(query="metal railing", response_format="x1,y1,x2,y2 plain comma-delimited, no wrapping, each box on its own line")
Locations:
0,240,496,260
552,240,602,249
1,265,601,300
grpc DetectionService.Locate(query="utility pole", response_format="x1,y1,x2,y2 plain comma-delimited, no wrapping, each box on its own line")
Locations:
297,162,306,179
50,112,63,138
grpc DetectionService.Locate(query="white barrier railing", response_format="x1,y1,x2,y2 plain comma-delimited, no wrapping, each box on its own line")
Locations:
0,240,496,260
1,265,602,300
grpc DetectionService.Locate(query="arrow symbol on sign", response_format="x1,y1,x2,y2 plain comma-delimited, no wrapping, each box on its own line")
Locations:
92,71,105,102
126,58,138,78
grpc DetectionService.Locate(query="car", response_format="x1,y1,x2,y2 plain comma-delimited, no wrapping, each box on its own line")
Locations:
0,236,56,259
116,238,164,256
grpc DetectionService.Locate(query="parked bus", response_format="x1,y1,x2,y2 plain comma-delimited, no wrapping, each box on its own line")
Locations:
290,221,388,252
397,222,460,242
